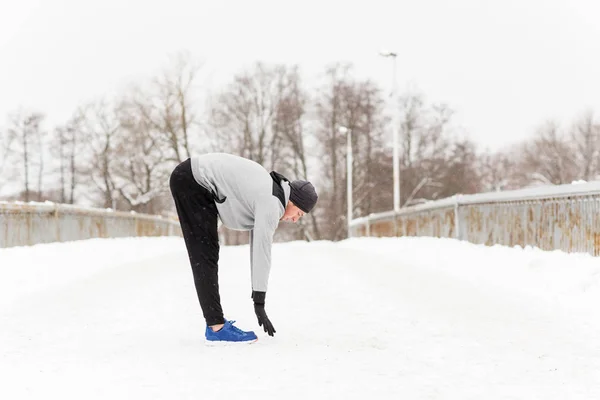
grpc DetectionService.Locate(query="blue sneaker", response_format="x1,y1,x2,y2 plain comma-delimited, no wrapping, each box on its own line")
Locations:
205,320,258,344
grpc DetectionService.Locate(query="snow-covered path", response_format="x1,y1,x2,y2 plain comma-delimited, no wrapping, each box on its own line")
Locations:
2,236,600,399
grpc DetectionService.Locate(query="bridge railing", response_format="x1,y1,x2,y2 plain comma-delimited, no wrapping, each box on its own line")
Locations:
0,201,181,248
349,182,600,256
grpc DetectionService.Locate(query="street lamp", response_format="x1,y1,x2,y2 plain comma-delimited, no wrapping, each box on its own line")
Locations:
379,50,400,212
339,126,352,238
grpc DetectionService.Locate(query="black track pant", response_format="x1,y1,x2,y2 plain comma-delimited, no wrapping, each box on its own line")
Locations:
169,158,225,326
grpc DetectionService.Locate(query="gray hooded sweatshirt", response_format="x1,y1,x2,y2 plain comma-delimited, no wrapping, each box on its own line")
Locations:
190,153,290,292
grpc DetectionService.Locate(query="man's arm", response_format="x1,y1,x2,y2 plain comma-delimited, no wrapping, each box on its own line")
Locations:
249,229,254,289
249,204,279,336
249,206,278,292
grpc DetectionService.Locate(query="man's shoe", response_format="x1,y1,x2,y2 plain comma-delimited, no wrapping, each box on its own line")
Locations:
205,320,258,344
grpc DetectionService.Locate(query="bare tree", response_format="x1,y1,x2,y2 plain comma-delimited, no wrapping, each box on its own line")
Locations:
570,110,600,181
6,110,45,202
130,52,205,163
518,120,578,185
478,149,519,192
273,65,309,176
314,63,356,240
52,125,68,203
271,65,323,241
388,92,459,205
0,127,7,167
437,138,481,197
79,100,122,208
210,62,292,170
0,127,12,199
35,125,46,201
398,92,425,171
51,112,82,204
114,98,172,214
66,117,80,204
341,80,387,217
312,64,392,239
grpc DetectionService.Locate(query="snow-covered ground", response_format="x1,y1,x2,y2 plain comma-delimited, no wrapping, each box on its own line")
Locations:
2,236,600,399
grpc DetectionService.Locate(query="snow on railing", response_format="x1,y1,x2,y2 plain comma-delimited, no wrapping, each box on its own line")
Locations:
349,180,600,256
0,201,181,248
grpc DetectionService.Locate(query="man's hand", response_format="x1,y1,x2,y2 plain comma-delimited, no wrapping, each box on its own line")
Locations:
252,291,276,336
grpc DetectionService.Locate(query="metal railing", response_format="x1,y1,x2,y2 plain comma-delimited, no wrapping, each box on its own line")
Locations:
0,201,182,248
349,182,600,256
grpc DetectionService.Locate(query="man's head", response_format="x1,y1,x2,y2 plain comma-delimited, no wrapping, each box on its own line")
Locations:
280,180,318,223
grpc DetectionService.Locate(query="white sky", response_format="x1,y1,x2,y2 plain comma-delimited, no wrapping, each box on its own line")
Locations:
1,0,600,151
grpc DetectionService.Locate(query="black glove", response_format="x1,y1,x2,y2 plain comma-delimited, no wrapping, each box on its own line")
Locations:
252,291,276,336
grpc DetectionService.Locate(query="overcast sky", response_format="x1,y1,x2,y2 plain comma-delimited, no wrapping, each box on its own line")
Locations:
1,0,599,151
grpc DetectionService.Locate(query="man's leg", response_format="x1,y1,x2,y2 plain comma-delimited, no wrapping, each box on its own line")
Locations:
169,159,224,328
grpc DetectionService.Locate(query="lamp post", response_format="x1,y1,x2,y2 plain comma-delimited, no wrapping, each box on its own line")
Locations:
339,126,352,238
380,50,400,212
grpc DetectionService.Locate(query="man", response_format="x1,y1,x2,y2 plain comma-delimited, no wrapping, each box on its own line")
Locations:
169,152,318,343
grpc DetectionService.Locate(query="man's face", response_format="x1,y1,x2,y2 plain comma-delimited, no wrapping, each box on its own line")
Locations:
281,202,305,223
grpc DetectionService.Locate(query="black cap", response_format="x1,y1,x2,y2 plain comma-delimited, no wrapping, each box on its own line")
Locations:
289,180,318,213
